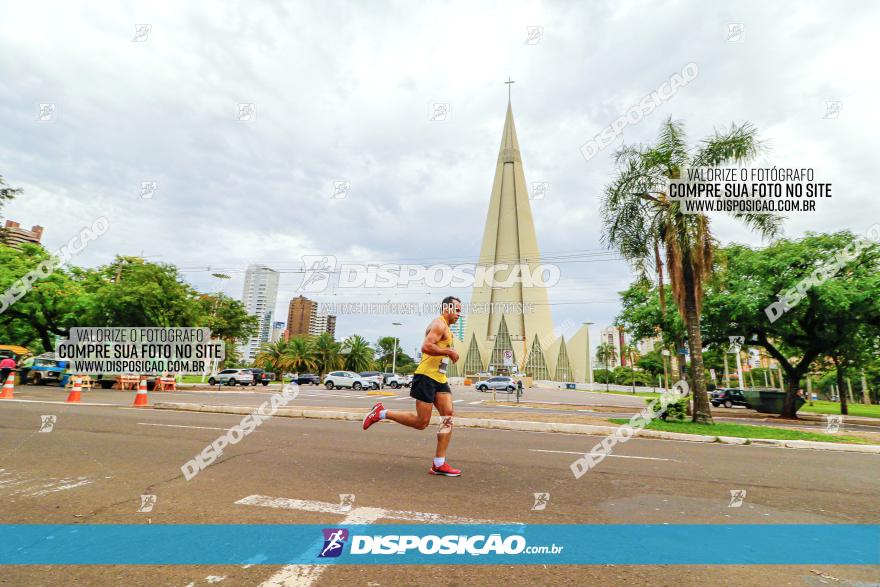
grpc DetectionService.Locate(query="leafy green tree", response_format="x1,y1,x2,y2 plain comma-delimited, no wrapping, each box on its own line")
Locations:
375,335,414,372
79,256,204,327
341,334,374,372
198,293,258,343
602,117,782,422
701,233,880,417
0,244,88,351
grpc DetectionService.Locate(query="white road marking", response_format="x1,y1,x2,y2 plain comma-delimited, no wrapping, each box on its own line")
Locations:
236,494,506,587
392,396,411,401
528,448,680,462
29,478,93,496
0,398,117,406
453,400,464,404
468,401,482,405
137,423,235,431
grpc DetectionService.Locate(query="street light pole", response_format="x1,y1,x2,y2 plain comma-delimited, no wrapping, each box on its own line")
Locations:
391,322,402,374
584,322,594,391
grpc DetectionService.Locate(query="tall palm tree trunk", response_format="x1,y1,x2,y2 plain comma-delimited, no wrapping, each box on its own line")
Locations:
683,264,713,424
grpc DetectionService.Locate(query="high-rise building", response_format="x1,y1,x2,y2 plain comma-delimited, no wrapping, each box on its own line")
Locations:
456,100,591,382
599,326,624,367
271,321,286,342
238,264,279,362
309,313,336,338
636,336,660,356
286,295,335,339
2,220,43,248
286,296,315,338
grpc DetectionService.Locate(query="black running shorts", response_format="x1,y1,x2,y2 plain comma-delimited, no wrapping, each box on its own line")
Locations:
409,373,451,404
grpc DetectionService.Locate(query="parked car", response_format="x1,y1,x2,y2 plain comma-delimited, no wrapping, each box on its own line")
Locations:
208,369,254,386
247,368,272,386
324,371,374,390
359,371,384,390
474,376,516,393
711,388,750,409
383,373,410,389
294,373,321,385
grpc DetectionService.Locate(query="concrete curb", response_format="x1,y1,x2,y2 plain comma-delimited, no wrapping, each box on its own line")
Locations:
152,402,880,455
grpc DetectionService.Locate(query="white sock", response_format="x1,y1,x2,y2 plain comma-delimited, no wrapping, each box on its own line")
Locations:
433,457,445,467
379,410,387,419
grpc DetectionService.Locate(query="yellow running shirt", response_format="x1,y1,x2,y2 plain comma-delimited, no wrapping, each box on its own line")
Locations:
414,316,453,384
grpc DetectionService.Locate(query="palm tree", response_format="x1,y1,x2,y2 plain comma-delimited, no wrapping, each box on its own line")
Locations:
313,332,343,377
286,336,318,374
622,343,640,393
602,117,782,423
255,340,293,374
340,334,375,372
595,343,616,392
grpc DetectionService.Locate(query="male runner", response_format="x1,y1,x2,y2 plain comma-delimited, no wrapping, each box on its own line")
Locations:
363,296,462,476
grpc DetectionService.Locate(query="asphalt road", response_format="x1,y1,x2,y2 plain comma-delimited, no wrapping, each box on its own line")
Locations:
1,387,878,586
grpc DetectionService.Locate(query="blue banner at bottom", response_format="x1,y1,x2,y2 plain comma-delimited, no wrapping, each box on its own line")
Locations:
1,525,877,565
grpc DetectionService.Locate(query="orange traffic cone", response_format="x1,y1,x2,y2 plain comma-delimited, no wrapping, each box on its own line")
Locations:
0,373,14,399
133,379,149,407
66,376,82,403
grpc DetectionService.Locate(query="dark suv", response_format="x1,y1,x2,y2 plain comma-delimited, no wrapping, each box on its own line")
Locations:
711,388,749,409
294,374,321,385
247,369,272,386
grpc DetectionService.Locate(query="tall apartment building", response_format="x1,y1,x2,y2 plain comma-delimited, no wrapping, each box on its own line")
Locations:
271,321,286,342
238,264,279,362
636,335,661,356
309,313,336,338
286,295,336,338
599,326,626,367
2,220,43,248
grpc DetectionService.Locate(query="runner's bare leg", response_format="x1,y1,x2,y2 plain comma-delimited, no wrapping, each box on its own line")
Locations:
384,400,433,429
434,392,454,459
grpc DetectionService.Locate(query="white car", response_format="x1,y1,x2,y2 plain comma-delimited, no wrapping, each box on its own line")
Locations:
324,371,374,390
383,373,410,389
474,376,516,393
208,369,254,386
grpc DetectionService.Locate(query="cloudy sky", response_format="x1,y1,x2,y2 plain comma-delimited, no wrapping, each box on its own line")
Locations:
2,0,878,356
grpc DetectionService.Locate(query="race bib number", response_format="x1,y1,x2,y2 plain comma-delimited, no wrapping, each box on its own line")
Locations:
439,357,449,375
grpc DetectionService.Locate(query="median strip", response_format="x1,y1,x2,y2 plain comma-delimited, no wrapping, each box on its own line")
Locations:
152,402,880,454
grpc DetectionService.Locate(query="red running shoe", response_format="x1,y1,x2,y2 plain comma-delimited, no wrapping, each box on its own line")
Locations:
429,462,461,477
363,402,384,430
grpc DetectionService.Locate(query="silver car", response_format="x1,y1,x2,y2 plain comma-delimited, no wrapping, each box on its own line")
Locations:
208,368,254,386
474,376,516,393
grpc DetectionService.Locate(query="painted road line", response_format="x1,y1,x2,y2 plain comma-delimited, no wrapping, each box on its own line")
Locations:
453,400,464,404
236,494,503,525
138,423,236,431
236,495,502,587
468,401,482,405
528,448,681,462
0,398,118,407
